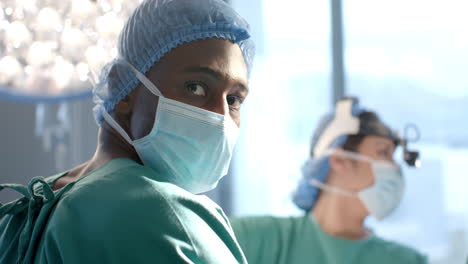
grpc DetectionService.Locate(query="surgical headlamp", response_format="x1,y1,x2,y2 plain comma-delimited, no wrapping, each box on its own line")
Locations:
313,97,421,167
400,124,421,168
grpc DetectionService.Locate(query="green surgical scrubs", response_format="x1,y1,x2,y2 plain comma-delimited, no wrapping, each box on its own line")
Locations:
0,158,246,263
230,215,428,264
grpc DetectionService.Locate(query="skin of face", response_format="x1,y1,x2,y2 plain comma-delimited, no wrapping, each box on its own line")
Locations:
53,38,248,190
327,135,396,215
113,38,249,141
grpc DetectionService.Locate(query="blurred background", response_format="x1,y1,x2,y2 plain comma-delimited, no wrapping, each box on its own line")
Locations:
0,0,466,263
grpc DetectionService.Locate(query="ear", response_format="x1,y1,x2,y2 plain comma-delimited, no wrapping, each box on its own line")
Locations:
114,91,136,116
111,89,138,133
329,149,352,175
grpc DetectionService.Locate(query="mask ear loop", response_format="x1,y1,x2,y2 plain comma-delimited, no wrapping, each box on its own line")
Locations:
101,110,133,145
309,179,355,197
100,59,167,145
309,149,369,197
330,149,400,169
119,59,164,97
325,149,374,163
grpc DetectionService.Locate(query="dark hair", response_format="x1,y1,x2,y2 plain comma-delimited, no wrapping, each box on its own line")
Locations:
342,134,366,152
342,111,382,152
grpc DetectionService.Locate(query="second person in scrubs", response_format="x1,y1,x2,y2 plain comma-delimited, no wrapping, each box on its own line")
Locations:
230,98,428,264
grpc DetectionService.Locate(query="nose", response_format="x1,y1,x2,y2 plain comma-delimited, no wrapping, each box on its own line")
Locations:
204,93,229,116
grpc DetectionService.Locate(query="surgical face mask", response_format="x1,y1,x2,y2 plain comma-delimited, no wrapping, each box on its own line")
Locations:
102,60,239,194
310,150,405,220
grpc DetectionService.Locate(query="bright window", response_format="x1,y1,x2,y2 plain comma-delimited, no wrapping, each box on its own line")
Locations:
344,0,468,263
232,0,467,263
232,0,332,216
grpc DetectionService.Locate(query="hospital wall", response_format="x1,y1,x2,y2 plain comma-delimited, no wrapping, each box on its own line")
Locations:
0,99,97,203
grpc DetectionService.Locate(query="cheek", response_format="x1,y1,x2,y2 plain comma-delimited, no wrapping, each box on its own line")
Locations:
345,162,374,191
228,107,241,127
357,163,375,189
232,115,241,127
131,96,159,140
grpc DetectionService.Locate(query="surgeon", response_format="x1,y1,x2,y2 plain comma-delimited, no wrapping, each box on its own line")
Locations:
230,98,428,264
0,0,254,263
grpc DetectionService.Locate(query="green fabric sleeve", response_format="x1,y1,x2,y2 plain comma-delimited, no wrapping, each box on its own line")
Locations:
32,161,246,264
40,186,198,263
230,214,430,264
230,216,286,264
361,235,430,264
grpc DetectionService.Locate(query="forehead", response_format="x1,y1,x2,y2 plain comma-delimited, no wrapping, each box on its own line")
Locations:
148,38,248,84
358,135,396,151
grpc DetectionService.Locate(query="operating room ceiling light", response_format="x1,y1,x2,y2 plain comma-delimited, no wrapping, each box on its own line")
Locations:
0,0,140,101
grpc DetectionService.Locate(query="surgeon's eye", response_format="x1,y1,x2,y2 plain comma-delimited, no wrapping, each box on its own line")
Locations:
185,82,207,97
227,94,244,111
378,149,393,160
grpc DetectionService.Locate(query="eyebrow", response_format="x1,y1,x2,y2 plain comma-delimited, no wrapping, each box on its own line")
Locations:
182,66,249,92
375,141,395,149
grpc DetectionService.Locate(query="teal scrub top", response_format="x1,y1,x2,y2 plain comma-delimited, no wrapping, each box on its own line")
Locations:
230,215,428,264
0,158,246,264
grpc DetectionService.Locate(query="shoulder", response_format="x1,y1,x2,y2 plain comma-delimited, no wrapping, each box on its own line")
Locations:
230,215,278,234
230,215,302,232
228,216,304,264
54,163,216,230
367,236,428,264
58,159,202,207
230,215,304,242
43,162,238,262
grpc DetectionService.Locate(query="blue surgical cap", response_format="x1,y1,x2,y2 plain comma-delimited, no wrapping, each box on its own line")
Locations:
292,100,364,211
92,0,255,124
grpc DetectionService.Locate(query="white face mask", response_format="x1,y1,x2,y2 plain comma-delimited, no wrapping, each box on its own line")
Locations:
102,60,239,194
310,150,405,220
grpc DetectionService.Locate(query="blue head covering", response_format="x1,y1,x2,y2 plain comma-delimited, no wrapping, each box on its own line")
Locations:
292,100,364,211
92,0,255,124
